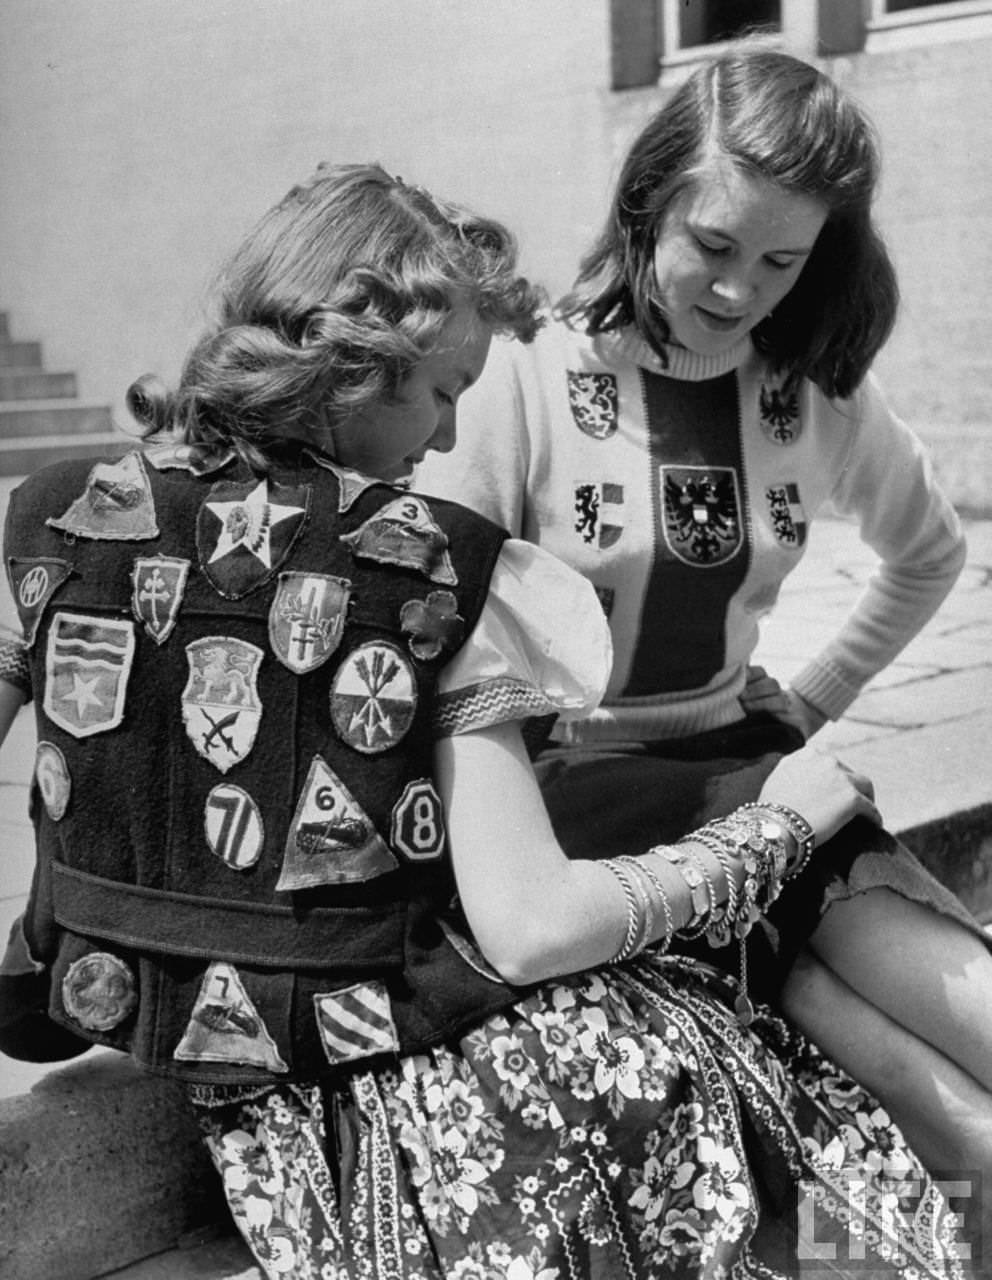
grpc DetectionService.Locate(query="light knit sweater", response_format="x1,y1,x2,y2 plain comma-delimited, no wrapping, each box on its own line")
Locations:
416,318,967,743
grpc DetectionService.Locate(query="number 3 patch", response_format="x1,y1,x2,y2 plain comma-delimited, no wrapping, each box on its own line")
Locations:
391,778,445,861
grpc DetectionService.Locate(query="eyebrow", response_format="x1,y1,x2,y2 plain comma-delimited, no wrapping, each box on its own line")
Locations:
691,221,817,257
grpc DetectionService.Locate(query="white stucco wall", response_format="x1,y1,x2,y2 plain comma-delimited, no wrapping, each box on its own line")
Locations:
0,0,617,418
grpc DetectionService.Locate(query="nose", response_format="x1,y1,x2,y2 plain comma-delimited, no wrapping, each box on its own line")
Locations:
429,405,457,454
710,273,756,307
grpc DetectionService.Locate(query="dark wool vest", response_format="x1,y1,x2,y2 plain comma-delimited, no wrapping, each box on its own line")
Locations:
1,447,522,1084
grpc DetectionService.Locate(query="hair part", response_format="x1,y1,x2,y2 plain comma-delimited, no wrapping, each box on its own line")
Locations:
127,163,545,468
558,44,898,398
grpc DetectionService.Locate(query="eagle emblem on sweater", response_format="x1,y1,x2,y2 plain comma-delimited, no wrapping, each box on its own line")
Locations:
661,466,742,566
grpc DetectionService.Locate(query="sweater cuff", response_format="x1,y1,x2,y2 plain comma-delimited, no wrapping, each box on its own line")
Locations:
789,658,865,723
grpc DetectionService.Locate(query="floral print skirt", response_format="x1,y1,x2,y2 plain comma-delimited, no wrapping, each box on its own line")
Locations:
190,955,969,1279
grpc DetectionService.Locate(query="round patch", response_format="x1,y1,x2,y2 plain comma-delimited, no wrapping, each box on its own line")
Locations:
35,741,71,820
330,641,417,754
61,952,137,1032
204,783,264,870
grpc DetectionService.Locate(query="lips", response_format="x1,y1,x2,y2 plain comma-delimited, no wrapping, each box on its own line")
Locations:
695,307,747,333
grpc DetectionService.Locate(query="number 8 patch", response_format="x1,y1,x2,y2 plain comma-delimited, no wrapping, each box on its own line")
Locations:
391,778,445,861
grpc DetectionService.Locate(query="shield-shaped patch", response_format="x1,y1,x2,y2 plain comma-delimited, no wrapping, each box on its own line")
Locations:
268,572,351,674
181,636,263,773
330,641,417,754
758,381,802,444
44,612,136,737
313,980,399,1066
566,370,619,439
766,482,807,549
573,481,624,549
197,477,310,600
277,754,397,891
661,466,743,567
131,556,190,645
47,451,159,541
340,495,457,585
8,557,73,645
174,961,288,1072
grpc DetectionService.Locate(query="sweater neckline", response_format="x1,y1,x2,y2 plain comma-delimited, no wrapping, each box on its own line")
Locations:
602,326,753,382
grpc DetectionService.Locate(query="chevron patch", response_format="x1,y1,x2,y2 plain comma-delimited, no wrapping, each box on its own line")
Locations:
313,980,399,1065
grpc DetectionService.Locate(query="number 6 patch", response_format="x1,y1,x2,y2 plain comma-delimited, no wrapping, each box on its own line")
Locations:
391,778,445,861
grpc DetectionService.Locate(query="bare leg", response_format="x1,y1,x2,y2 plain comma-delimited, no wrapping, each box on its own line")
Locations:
782,949,992,1272
807,887,992,1094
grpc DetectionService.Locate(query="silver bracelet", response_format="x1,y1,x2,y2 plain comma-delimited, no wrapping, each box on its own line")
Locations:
601,858,646,963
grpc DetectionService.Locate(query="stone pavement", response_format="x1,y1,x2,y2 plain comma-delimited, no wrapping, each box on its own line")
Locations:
0,472,990,1277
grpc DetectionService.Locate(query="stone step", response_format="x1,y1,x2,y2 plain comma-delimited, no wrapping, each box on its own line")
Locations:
0,401,116,438
0,434,134,477
0,340,42,370
0,314,9,340
0,370,77,401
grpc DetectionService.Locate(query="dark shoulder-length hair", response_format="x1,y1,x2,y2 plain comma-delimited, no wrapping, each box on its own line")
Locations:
558,44,898,399
127,162,545,470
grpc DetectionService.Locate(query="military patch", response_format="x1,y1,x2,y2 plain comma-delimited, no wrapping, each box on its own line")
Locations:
766,482,807,549
277,755,397,891
758,381,801,443
573,481,624,549
330,641,417,754
62,951,137,1032
197,477,310,600
35,741,71,820
144,441,235,474
47,451,158,541
268,572,350,674
7,557,73,645
174,961,289,1073
391,778,445,861
204,783,264,870
131,555,189,645
340,495,456,585
43,612,136,737
182,637,263,773
566,370,619,439
399,590,464,661
661,466,743,567
313,980,399,1066
304,453,382,512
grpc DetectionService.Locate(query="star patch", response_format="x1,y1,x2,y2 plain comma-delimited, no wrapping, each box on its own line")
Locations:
313,980,399,1066
47,451,158,540
62,951,137,1032
181,637,263,773
204,783,265,870
391,778,445,861
340,495,456,585
573,481,624,549
174,961,288,1073
399,590,464,661
268,572,351,674
566,370,619,439
131,555,189,644
35,741,71,820
43,612,136,737
197,477,310,599
277,755,397,891
661,466,742,567
330,641,417,754
758,381,801,443
7,557,73,645
766,482,807,549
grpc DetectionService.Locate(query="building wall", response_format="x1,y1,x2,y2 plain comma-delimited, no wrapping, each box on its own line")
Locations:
1,1,989,434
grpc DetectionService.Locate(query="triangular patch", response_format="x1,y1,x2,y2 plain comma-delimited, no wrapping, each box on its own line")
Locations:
303,451,382,512
7,557,73,645
197,477,310,599
46,451,158,541
340,495,457,585
131,555,190,644
277,755,397,891
144,441,236,475
174,961,288,1072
